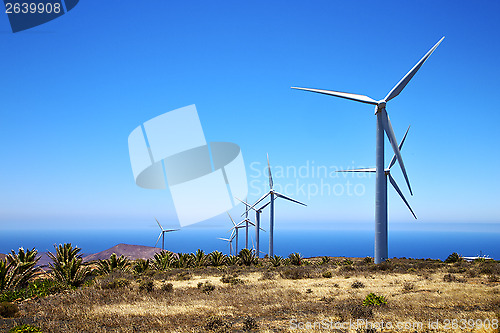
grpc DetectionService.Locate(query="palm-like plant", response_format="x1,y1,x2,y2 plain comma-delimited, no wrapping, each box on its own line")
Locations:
238,249,258,266
225,255,239,266
48,243,91,287
133,259,150,274
96,253,131,275
193,249,207,267
208,251,227,267
175,253,195,268
288,252,303,266
269,255,284,267
0,248,40,291
152,251,174,271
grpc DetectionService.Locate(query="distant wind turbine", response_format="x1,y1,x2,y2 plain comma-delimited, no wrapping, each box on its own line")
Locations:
250,154,306,257
292,37,444,263
154,218,179,250
218,230,236,255
337,125,417,219
227,212,264,254
236,197,272,258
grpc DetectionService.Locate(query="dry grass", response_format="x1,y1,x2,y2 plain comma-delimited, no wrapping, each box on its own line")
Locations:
1,258,499,332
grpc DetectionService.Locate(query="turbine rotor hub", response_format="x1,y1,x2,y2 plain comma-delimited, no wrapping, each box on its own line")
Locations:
377,100,387,109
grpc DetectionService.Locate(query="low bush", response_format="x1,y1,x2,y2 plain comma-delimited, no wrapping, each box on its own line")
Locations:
138,280,154,292
322,271,332,278
242,315,258,331
8,324,42,333
363,293,387,306
0,278,66,302
162,282,173,292
280,267,311,280
445,252,463,263
204,315,232,332
221,274,243,285
402,282,415,292
197,281,216,294
351,281,365,289
176,271,192,280
0,301,18,318
101,278,130,289
288,253,303,266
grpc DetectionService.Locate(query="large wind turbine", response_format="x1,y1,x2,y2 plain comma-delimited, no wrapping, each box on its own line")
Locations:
154,218,179,250
236,197,272,258
337,126,417,220
292,37,444,263
250,154,306,257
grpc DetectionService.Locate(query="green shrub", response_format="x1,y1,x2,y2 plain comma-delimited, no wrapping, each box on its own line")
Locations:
342,259,353,266
225,255,239,266
138,280,154,292
0,278,66,302
363,293,387,306
193,249,207,267
445,252,463,263
0,301,18,318
133,259,150,274
288,253,303,266
0,248,40,291
197,281,215,294
173,253,195,268
351,281,365,289
208,251,227,267
96,253,131,275
8,324,42,333
152,251,174,271
48,243,91,287
363,257,374,264
322,271,332,278
320,256,331,265
269,255,283,267
238,249,257,266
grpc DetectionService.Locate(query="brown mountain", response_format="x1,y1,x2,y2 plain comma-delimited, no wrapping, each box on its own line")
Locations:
0,253,6,261
83,244,162,262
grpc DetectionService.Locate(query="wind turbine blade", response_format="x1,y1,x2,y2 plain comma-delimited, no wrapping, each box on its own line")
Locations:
165,229,180,232
380,109,413,195
249,192,271,211
384,37,445,102
388,174,417,219
257,200,272,211
388,125,411,170
291,87,378,105
267,153,273,190
155,217,164,231
155,232,162,248
235,197,256,217
218,237,230,242
227,212,237,226
336,168,376,173
274,192,307,206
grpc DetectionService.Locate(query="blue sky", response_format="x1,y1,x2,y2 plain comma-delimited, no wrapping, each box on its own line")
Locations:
1,0,499,232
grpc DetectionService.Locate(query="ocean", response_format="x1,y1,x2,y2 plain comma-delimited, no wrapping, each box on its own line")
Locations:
1,227,498,261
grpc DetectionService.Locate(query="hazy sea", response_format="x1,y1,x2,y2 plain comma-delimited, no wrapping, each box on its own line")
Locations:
1,227,499,260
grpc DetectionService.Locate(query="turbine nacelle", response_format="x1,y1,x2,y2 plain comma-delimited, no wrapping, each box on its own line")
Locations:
376,100,387,111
